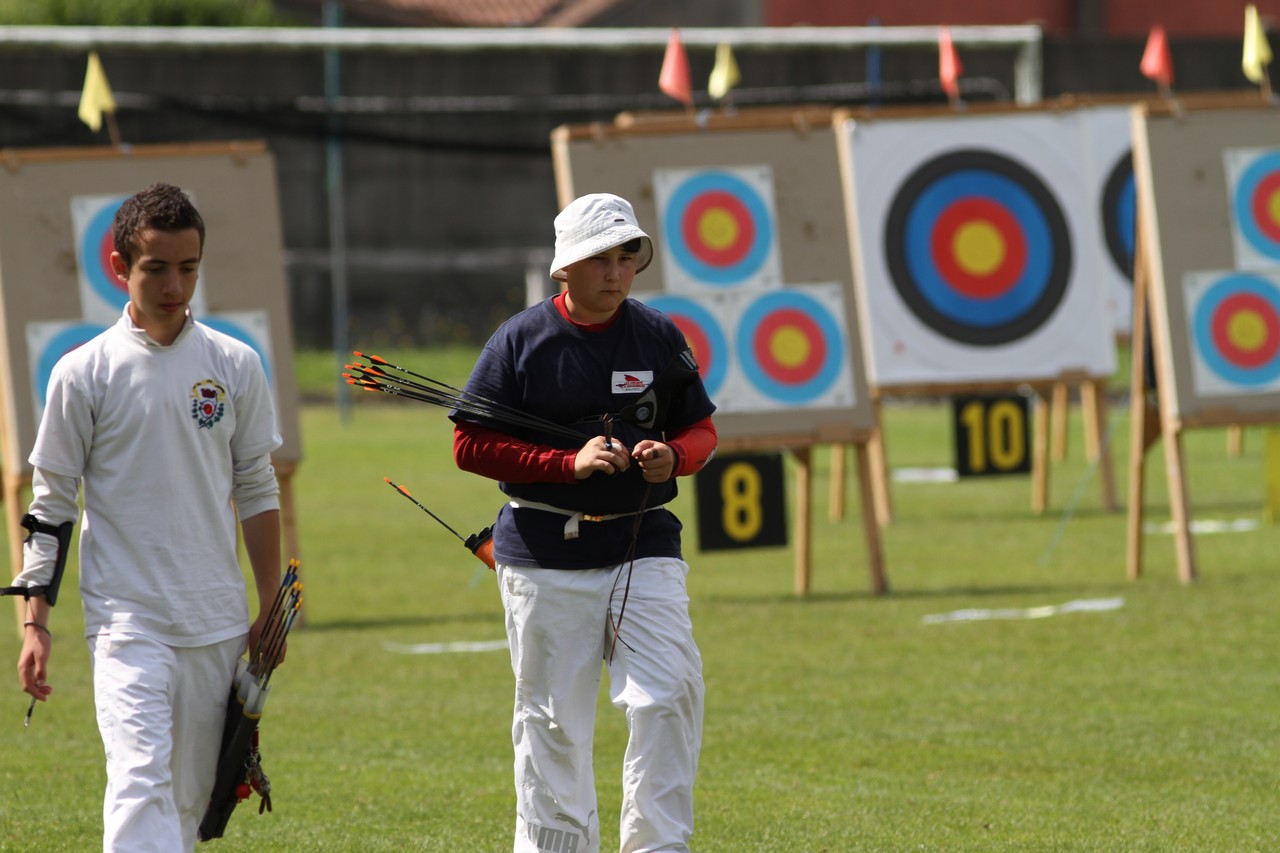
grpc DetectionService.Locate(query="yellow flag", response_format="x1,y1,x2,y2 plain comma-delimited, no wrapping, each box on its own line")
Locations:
78,51,117,132
1243,4,1273,84
708,42,740,101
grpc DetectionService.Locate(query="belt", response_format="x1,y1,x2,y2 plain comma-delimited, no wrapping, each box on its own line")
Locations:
506,497,664,540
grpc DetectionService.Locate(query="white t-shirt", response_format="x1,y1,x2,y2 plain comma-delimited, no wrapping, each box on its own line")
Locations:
28,311,282,646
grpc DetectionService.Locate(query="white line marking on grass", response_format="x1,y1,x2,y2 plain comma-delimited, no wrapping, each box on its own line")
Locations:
893,467,958,483
923,597,1125,625
383,640,508,654
1143,518,1259,535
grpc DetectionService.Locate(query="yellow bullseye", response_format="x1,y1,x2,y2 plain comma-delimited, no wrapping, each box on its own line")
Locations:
769,326,810,368
1267,187,1280,229
952,221,1006,277
697,209,739,250
1228,309,1269,353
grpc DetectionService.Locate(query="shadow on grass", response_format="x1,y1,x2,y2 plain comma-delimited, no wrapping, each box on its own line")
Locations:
703,580,1131,607
301,610,497,633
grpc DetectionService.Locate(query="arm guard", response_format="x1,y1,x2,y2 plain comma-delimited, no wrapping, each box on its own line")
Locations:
1,513,74,605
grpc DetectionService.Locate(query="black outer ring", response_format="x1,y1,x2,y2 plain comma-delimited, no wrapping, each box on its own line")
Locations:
883,149,1073,347
1100,150,1135,281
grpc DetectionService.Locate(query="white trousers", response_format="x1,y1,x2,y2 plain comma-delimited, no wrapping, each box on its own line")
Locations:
89,632,245,853
498,557,704,853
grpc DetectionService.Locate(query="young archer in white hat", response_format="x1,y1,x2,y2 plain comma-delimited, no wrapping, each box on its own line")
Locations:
452,193,717,853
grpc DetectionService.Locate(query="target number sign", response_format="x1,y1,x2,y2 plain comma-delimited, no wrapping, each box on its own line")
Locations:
952,393,1031,477
695,451,787,551
1185,270,1280,397
654,165,782,292
884,149,1073,347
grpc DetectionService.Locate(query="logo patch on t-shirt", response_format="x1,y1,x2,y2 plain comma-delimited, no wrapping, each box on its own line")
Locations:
191,379,227,429
612,371,652,393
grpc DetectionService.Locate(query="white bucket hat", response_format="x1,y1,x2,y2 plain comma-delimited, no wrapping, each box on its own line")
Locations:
549,193,654,282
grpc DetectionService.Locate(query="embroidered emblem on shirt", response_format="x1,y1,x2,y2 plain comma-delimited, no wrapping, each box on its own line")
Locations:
190,380,227,429
612,370,652,393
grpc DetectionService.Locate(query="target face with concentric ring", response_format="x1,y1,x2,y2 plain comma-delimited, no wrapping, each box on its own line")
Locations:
655,165,782,292
1186,271,1280,395
25,320,108,425
638,294,728,399
204,312,276,388
883,149,1072,347
70,194,130,322
1226,148,1280,269
734,285,851,406
71,192,209,323
1101,151,1136,281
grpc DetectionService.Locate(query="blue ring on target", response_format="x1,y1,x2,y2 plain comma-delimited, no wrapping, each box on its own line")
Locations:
33,323,108,407
204,317,274,387
736,290,843,404
662,171,775,287
641,295,727,398
885,150,1072,347
1192,273,1280,387
77,197,129,310
1232,150,1280,262
1101,151,1135,280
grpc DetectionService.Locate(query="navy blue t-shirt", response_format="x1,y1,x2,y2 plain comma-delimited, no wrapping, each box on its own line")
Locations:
454,297,716,569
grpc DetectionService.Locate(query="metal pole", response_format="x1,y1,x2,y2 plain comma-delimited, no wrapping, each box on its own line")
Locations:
323,1,351,422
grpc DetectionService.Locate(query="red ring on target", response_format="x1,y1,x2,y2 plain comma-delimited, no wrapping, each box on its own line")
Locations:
753,308,827,385
1251,172,1280,245
1210,292,1280,368
930,197,1028,300
681,190,755,269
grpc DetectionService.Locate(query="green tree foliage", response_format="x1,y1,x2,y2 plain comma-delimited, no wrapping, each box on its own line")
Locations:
0,0,296,26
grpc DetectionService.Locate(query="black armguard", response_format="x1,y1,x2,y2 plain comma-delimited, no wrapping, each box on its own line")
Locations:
0,513,74,606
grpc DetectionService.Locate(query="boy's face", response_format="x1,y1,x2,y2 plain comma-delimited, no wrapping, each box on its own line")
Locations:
111,227,202,346
562,243,638,324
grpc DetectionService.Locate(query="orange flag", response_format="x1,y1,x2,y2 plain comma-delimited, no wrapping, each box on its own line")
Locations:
938,26,963,98
659,28,693,106
1140,25,1173,89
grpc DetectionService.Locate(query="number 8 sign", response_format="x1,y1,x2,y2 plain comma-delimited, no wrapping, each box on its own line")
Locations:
694,452,788,551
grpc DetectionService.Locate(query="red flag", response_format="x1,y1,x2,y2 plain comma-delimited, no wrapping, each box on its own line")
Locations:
938,26,963,98
659,28,693,106
1140,25,1173,88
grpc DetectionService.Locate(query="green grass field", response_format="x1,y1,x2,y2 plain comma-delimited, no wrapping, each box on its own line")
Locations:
2,348,1278,851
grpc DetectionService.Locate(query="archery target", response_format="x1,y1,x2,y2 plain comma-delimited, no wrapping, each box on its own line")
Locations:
841,111,1115,386
884,149,1070,346
735,285,851,406
1225,147,1280,269
1185,270,1280,396
205,311,276,389
654,165,782,292
71,192,208,324
1078,105,1137,336
639,293,729,399
26,319,108,427
1101,153,1136,282
640,285,855,413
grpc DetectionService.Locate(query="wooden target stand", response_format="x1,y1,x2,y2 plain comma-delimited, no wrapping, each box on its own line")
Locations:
552,106,887,595
0,141,304,632
826,99,1124,527
718,429,887,596
1124,93,1280,583
826,377,1115,529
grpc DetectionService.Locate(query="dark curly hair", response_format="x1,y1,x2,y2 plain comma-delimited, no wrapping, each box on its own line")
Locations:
111,183,205,268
